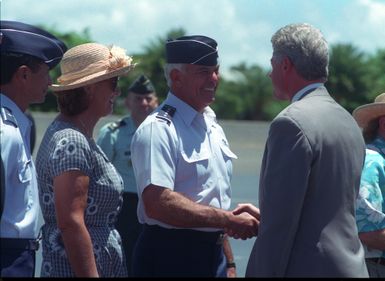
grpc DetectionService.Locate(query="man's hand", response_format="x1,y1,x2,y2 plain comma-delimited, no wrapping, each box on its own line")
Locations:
225,203,261,239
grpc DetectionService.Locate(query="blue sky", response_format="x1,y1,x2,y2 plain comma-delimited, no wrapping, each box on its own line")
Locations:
2,0,385,76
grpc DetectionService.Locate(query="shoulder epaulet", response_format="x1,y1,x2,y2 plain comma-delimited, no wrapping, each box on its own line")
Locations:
107,119,126,132
156,104,176,126
0,107,18,127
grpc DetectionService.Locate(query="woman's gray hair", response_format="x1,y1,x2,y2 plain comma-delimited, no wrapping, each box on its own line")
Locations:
271,23,329,81
163,63,185,87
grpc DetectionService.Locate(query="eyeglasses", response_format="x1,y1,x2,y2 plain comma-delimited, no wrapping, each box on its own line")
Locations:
110,77,119,91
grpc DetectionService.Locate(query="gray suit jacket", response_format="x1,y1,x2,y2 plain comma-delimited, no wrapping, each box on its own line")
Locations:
246,87,369,277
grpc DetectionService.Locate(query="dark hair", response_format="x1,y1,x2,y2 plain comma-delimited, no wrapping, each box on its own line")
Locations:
362,118,379,144
55,87,90,116
0,53,43,84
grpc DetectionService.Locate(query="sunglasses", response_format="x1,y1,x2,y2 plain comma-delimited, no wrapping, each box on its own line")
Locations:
110,77,119,91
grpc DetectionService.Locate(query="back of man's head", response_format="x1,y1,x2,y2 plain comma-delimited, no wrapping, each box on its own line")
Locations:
271,23,329,81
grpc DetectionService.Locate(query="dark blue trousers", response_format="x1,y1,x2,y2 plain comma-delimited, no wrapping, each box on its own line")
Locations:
116,192,142,277
1,248,35,277
132,225,226,277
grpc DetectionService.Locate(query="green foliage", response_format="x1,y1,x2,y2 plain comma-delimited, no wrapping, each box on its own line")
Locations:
326,44,370,113
113,28,186,114
30,25,385,121
215,63,272,120
30,27,92,112
121,28,185,99
365,49,385,100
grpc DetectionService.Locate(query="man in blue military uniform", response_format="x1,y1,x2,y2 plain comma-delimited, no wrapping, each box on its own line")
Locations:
130,35,259,277
0,20,66,277
96,74,158,275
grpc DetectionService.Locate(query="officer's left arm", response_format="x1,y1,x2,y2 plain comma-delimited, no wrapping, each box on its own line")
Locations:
223,235,237,277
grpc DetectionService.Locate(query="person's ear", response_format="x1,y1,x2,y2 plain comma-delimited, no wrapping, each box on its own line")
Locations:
378,116,385,130
83,84,96,102
282,56,292,71
15,65,30,81
170,69,182,86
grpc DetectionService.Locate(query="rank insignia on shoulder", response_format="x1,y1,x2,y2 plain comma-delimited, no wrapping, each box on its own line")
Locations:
1,107,18,127
156,104,176,126
108,119,126,131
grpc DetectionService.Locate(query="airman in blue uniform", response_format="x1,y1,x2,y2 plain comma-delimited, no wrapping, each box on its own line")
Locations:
130,35,259,277
0,20,66,277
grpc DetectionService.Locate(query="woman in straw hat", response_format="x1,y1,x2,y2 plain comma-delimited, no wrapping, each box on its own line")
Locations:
353,93,385,278
35,43,135,277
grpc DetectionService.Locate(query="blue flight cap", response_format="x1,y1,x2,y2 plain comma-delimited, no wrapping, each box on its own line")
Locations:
128,74,156,95
0,20,67,69
165,35,218,66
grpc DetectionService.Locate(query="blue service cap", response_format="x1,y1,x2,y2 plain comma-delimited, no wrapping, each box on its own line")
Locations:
128,74,156,95
0,20,67,69
165,35,218,66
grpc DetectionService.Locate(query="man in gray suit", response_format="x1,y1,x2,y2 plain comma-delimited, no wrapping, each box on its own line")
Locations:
233,23,368,277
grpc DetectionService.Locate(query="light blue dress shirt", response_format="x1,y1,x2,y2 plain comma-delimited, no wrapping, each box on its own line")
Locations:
97,116,137,193
131,92,237,231
356,136,385,258
291,83,324,103
0,94,40,239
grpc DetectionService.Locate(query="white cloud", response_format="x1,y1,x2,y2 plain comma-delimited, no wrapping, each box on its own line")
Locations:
2,0,383,76
359,0,385,25
320,0,385,53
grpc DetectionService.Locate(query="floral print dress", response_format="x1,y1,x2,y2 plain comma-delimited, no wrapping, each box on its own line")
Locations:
356,136,385,259
36,119,127,277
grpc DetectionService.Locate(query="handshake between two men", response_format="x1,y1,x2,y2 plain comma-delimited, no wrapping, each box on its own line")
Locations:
225,203,261,240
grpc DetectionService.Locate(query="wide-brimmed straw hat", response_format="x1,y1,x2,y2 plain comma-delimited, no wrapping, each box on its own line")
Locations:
353,93,385,129
51,42,135,91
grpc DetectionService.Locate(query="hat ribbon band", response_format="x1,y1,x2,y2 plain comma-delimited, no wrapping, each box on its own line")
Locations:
58,60,112,84
58,57,131,85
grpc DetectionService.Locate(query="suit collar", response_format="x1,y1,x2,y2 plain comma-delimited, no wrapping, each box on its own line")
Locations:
291,83,324,103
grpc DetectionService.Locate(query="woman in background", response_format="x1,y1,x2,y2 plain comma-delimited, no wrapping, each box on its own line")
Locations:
353,93,385,278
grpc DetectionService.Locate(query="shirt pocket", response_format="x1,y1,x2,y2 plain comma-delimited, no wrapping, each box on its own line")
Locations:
18,157,32,183
180,149,211,193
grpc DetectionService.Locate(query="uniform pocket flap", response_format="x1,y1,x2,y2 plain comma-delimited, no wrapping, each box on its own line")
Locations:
220,142,238,159
181,149,210,163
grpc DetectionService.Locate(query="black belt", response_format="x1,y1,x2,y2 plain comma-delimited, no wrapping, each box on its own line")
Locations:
366,257,385,266
0,238,40,251
144,224,225,245
122,192,138,200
